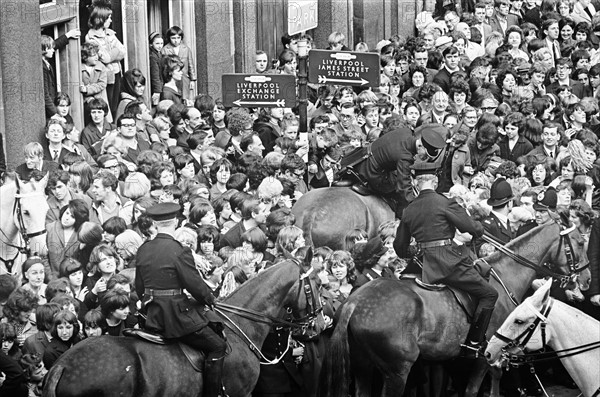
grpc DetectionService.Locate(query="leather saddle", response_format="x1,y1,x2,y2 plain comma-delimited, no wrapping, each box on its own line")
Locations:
399,275,476,322
123,328,205,372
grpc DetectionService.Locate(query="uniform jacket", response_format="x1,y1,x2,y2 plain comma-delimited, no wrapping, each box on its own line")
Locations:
46,221,80,277
394,189,484,283
356,128,416,197
586,217,600,296
353,268,395,290
135,233,216,338
482,213,513,244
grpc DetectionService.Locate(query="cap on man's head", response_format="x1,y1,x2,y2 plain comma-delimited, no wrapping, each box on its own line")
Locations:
416,124,447,157
147,203,181,221
533,188,557,211
411,161,439,177
487,177,514,207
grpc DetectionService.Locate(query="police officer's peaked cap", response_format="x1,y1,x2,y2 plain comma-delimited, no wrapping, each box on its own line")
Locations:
416,124,447,157
147,203,181,221
487,178,514,207
533,188,557,211
411,161,439,176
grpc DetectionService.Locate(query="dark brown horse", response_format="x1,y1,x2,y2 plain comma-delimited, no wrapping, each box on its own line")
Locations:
293,187,393,250
318,221,591,397
42,257,319,397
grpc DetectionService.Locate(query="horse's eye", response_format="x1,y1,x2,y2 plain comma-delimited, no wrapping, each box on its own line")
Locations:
514,319,525,325
22,210,29,215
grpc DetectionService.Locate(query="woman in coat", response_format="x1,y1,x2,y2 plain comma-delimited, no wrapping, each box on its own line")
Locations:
46,199,89,278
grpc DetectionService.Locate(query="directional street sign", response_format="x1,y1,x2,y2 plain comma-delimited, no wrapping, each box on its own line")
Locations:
288,0,318,35
222,74,297,108
308,49,380,87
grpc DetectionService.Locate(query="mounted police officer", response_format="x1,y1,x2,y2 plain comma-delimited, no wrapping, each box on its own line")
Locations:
354,123,447,218
135,203,226,397
393,162,499,358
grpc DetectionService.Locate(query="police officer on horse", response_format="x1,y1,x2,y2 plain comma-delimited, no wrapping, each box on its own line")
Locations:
135,203,227,397
353,124,447,218
393,162,499,358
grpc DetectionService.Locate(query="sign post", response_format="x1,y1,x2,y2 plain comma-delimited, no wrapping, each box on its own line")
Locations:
221,74,297,108
287,0,318,36
308,50,380,87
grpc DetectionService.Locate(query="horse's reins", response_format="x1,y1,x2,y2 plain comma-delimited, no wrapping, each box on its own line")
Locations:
213,267,322,365
481,222,589,287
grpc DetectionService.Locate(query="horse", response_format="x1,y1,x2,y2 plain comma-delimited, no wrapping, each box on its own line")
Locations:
0,174,49,284
486,279,600,397
292,187,393,250
318,221,591,397
42,255,322,397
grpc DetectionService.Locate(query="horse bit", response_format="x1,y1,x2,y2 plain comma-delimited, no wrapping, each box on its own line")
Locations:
0,189,47,272
214,266,322,365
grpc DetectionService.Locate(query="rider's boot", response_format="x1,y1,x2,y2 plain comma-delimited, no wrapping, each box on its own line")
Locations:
203,356,225,397
460,307,494,359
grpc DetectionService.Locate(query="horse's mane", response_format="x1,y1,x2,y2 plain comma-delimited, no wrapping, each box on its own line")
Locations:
221,260,298,302
482,222,558,265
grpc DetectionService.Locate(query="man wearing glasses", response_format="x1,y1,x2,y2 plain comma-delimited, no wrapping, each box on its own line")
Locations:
333,102,361,139
116,113,150,165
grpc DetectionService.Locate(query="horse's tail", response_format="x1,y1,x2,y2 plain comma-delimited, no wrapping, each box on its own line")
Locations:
317,301,356,397
42,364,64,397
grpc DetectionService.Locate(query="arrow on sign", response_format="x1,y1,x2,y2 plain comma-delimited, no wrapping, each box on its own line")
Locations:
330,52,357,61
317,76,369,85
244,76,273,83
233,99,286,107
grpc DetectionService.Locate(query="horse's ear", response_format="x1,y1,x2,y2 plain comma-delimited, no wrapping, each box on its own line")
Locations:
532,278,553,307
38,172,50,190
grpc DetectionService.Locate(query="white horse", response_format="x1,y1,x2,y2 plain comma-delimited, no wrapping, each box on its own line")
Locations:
485,279,600,397
0,174,49,284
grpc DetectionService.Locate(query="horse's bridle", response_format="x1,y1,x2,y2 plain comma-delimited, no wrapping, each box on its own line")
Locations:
494,297,554,357
0,189,47,271
482,221,589,289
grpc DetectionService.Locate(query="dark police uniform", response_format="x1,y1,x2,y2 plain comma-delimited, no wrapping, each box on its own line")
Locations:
135,203,226,397
355,124,447,217
393,162,498,357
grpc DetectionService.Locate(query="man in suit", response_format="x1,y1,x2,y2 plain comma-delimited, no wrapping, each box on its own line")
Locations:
433,46,462,93
571,0,597,24
136,203,226,397
473,3,493,44
488,0,519,36
355,124,447,218
527,121,562,161
547,58,587,99
543,19,561,68
394,162,497,358
352,236,396,290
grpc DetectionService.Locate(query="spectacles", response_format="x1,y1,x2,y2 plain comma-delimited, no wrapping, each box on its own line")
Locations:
339,114,354,119
481,107,497,111
120,123,136,128
103,164,119,170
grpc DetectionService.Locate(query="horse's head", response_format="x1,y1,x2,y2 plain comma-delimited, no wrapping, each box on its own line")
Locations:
543,218,590,301
14,174,50,256
485,278,554,368
285,247,323,331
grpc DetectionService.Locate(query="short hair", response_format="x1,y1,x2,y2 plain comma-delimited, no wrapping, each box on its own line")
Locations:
165,25,185,40
275,225,304,253
161,54,184,83
225,108,253,137
226,173,248,191
266,208,296,241
0,275,18,303
102,216,127,237
241,227,269,252
94,170,119,191
542,19,559,37
196,224,220,244
46,278,72,302
2,288,38,322
87,97,109,115
123,172,151,200
106,273,132,291
189,201,214,224
59,257,83,278
35,302,61,332
50,309,80,342
41,35,55,52
88,6,112,30
209,158,233,184
83,308,104,330
504,112,525,129
81,42,99,64
280,153,306,174
88,244,119,273
328,31,345,46
48,170,71,190
240,198,261,220
23,142,44,158
257,177,283,200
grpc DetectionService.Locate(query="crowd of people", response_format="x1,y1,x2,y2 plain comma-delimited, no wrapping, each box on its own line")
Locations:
1,0,600,395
